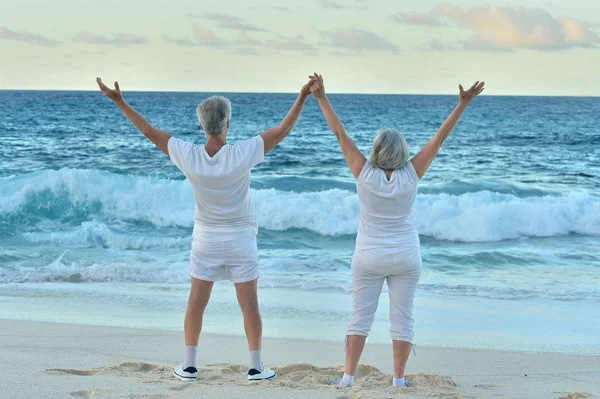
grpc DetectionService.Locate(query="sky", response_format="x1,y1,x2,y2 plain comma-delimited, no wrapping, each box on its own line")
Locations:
1,0,600,95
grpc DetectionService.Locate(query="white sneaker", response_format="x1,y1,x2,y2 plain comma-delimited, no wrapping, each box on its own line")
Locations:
173,364,198,381
393,379,413,388
329,378,352,387
248,366,277,382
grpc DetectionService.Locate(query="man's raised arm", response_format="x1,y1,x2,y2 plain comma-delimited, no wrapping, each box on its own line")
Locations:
260,76,314,155
96,77,171,155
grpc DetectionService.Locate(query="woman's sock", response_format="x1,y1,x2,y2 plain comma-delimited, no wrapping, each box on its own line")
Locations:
341,373,354,387
392,376,405,387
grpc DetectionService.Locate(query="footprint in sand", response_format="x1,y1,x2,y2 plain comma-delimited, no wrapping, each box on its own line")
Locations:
49,368,99,376
47,362,166,377
116,362,166,374
557,393,591,399
70,391,95,399
475,384,499,389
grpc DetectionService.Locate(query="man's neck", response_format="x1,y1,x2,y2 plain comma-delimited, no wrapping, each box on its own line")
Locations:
204,134,227,157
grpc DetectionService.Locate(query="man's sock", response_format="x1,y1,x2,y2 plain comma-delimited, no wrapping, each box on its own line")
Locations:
184,345,197,369
249,350,264,371
393,376,405,387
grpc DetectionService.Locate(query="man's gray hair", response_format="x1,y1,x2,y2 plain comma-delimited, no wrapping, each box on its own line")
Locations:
370,128,409,170
196,96,231,136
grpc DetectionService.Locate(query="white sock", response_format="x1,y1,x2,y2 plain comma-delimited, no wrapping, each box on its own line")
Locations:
249,350,263,371
393,376,405,387
341,373,354,387
184,345,197,369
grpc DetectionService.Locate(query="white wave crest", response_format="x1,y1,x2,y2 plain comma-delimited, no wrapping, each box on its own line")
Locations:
2,169,599,242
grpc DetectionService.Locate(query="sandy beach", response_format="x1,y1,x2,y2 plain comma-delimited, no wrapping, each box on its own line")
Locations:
1,319,598,399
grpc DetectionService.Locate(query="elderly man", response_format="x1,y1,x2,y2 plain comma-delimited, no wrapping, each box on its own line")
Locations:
97,76,315,382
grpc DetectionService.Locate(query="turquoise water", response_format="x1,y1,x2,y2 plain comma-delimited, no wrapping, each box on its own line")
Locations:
0,91,598,354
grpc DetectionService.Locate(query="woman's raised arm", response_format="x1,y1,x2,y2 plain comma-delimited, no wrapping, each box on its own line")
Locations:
311,74,366,179
411,81,485,179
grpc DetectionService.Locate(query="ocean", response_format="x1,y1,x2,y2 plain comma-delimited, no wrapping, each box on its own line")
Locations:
0,90,598,355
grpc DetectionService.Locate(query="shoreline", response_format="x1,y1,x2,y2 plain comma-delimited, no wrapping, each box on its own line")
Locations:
2,319,598,399
2,316,598,358
2,282,598,356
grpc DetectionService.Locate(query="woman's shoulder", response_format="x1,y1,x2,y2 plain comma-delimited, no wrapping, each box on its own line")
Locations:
357,160,377,183
399,160,420,184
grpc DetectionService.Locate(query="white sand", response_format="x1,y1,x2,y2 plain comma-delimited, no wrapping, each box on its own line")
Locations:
1,319,598,399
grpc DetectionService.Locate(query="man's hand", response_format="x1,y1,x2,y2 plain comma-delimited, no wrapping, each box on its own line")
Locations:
309,73,326,100
459,81,485,105
97,77,124,103
300,76,316,98
95,76,171,155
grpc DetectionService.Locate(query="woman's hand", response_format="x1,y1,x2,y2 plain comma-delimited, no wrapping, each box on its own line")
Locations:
412,80,486,179
300,76,316,98
309,73,326,99
459,81,485,105
309,72,366,178
96,77,124,104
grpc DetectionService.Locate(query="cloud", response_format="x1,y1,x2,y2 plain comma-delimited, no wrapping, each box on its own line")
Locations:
238,33,261,46
163,34,196,46
316,27,399,52
329,50,356,57
391,11,447,26
192,25,226,47
164,28,261,50
318,0,348,9
74,32,148,45
559,17,600,47
188,12,268,32
236,47,260,56
0,26,61,46
166,26,314,55
64,51,103,57
318,0,368,10
271,6,292,12
427,39,456,52
395,3,600,51
266,35,318,55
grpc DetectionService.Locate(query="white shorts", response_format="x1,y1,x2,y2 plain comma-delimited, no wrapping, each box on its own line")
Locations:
189,237,259,283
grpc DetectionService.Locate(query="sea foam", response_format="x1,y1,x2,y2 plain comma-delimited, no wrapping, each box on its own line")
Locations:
1,169,598,242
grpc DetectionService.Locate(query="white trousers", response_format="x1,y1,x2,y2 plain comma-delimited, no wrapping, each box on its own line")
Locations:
347,247,422,343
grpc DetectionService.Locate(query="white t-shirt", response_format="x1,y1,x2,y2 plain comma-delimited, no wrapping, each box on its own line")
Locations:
168,135,265,241
355,160,420,250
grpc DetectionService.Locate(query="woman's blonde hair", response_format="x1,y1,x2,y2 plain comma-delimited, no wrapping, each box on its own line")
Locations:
370,128,409,170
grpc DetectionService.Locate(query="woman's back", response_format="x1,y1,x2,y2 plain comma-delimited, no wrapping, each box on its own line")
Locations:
355,160,420,251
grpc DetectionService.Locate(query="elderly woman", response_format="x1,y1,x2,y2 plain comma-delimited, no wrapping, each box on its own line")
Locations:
96,76,315,383
309,74,485,388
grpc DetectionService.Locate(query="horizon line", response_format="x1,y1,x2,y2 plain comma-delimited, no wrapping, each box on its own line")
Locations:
0,89,598,98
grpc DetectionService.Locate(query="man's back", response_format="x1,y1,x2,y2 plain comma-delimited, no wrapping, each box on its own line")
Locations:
168,135,265,241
